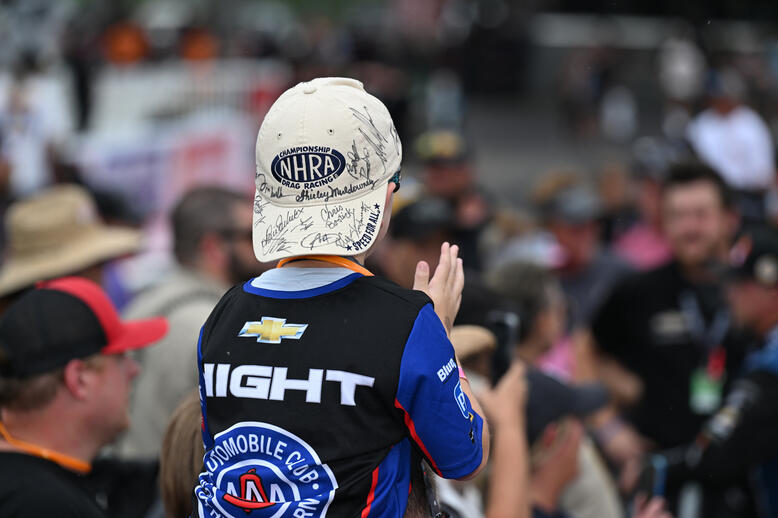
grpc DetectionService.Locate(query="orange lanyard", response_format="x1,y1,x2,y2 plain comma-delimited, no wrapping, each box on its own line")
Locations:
276,255,374,276
0,420,91,474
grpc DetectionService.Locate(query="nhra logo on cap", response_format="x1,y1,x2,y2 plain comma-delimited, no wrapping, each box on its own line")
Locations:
271,147,346,189
195,421,337,518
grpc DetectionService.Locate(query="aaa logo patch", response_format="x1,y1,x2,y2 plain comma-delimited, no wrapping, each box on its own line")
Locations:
195,422,337,517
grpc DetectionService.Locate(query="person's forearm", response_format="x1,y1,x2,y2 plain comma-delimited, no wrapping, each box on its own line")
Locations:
595,353,642,407
486,419,530,518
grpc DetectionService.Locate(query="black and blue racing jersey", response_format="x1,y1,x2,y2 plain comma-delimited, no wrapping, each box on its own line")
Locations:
193,269,484,518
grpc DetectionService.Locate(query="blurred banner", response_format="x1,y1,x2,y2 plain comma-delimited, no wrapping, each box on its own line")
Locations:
74,111,256,218
71,58,293,218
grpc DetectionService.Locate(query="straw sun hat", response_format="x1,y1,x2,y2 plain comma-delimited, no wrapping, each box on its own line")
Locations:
0,184,142,296
449,325,497,361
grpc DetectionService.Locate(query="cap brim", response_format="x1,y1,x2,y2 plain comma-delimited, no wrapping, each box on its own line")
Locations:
102,317,168,355
253,186,387,262
569,383,609,416
526,370,609,443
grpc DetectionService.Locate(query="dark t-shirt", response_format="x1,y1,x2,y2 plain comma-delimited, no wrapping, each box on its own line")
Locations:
652,371,778,518
591,261,753,448
0,452,105,518
532,507,573,518
660,332,778,518
560,250,632,328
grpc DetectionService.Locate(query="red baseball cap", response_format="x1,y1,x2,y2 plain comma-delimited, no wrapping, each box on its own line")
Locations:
0,277,168,377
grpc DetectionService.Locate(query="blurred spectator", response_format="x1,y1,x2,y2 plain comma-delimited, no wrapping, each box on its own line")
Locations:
374,196,456,288
0,54,69,199
533,173,632,328
0,277,167,517
102,22,148,65
447,319,615,518
529,359,623,518
599,85,638,142
524,371,608,518
118,187,266,460
523,371,672,518
180,27,219,62
424,69,465,130
597,163,639,245
159,391,204,518
658,33,706,139
479,208,554,269
486,261,566,366
486,260,623,518
415,130,492,270
558,48,610,138
529,417,583,518
686,68,777,222
612,138,680,270
375,196,516,378
591,163,753,513
658,34,706,106
0,184,141,309
640,227,778,518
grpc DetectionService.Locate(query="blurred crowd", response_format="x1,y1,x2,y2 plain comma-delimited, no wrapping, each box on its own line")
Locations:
1,1,778,518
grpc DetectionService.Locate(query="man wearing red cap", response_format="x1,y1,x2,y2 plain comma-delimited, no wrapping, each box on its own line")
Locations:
0,277,168,517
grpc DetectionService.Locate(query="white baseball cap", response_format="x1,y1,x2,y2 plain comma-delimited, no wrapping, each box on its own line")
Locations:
253,77,402,262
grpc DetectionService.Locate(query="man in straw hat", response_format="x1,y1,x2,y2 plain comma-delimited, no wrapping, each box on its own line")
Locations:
0,184,141,308
194,77,489,517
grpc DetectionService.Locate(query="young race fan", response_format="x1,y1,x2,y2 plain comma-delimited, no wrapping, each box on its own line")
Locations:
194,77,489,518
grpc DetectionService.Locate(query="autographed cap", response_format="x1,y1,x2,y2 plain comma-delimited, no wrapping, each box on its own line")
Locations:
253,77,402,262
0,277,168,378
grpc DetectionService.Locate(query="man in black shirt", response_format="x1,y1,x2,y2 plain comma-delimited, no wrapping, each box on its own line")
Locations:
591,163,751,508
0,277,167,517
649,227,778,518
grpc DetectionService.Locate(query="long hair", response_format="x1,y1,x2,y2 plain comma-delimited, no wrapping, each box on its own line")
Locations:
159,391,204,518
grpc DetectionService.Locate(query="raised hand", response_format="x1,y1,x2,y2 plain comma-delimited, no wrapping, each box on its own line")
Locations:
480,361,528,428
633,494,674,518
412,242,465,335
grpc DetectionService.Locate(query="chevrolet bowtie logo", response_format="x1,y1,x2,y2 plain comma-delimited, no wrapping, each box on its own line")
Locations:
238,317,308,344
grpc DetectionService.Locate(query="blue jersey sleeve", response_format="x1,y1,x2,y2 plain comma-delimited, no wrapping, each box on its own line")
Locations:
394,303,484,479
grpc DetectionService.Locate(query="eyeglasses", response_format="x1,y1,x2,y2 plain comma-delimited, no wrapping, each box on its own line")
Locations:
389,169,402,193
